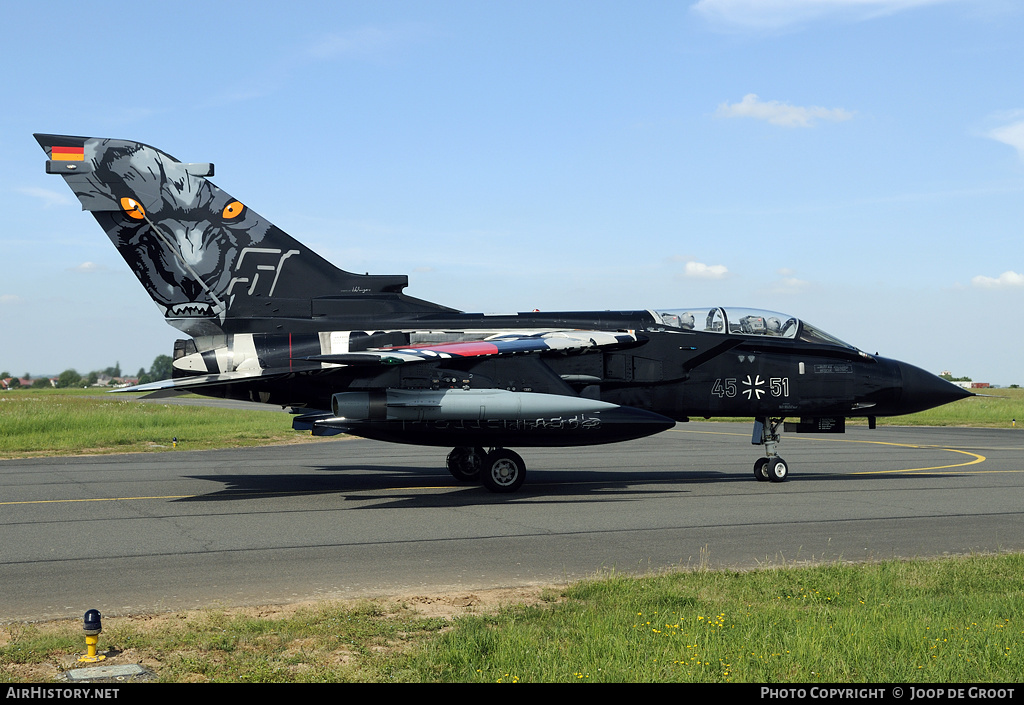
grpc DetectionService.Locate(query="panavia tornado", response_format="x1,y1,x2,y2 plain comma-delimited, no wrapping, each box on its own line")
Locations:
35,133,972,492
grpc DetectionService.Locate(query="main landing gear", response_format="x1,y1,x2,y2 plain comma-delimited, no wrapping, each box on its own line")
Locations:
752,417,788,483
446,446,527,493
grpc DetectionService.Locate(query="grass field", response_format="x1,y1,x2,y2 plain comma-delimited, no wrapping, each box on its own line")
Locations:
2,554,1022,683
0,388,328,458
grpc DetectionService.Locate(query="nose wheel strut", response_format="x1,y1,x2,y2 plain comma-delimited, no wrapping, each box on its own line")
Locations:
752,417,788,482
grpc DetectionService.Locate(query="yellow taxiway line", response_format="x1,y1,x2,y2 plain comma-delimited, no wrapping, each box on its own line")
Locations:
669,426,993,475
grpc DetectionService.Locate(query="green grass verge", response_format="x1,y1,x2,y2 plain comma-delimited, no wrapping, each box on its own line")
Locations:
0,388,329,458
2,554,1022,682
419,555,1024,683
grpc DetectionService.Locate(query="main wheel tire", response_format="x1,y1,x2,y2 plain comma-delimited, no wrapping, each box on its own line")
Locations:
446,446,486,482
766,457,789,482
753,457,771,482
480,449,526,493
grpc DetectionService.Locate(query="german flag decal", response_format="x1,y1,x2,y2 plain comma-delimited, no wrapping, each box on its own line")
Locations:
51,145,85,161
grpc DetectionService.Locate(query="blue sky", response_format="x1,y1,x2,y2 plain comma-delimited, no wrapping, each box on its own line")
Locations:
1,0,1021,384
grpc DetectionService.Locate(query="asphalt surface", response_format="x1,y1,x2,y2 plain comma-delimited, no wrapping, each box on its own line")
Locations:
2,422,1023,622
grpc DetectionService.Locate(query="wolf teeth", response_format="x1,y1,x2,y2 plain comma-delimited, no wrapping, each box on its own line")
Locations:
169,303,215,316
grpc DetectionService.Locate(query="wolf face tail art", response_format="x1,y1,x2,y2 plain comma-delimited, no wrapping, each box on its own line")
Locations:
36,134,450,337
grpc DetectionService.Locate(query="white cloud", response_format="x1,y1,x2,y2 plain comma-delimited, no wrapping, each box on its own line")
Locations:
18,186,72,208
1,294,22,304
986,119,1024,160
768,268,811,294
692,0,962,30
69,262,107,273
716,94,854,127
684,261,729,279
971,271,1024,288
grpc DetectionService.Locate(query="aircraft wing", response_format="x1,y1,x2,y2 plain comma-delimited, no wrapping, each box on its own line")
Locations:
111,366,324,397
306,330,641,366
114,330,639,397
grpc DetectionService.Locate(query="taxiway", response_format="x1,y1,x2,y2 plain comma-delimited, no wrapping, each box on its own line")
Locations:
2,422,1022,622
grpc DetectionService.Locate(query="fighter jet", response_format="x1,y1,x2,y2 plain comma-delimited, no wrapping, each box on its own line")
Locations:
35,134,973,492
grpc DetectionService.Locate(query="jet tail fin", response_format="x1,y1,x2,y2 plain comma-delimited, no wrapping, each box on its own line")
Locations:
35,134,454,336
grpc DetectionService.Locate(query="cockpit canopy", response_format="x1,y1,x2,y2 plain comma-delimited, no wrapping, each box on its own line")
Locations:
652,307,857,350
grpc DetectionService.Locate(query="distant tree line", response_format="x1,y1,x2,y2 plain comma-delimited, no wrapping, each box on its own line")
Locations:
136,355,173,384
2,355,173,389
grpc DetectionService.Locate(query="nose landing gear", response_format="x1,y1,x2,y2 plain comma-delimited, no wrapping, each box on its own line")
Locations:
752,417,788,482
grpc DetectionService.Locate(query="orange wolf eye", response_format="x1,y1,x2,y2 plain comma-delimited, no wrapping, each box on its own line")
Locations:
120,197,146,220
222,201,245,219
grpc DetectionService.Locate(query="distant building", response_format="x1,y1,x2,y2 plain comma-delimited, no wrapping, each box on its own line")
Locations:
950,381,990,389
2,377,49,389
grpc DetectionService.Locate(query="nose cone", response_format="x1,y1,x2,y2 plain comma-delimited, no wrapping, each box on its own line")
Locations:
895,361,974,415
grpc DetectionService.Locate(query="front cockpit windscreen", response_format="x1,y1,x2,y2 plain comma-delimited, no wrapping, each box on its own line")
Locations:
652,307,857,350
